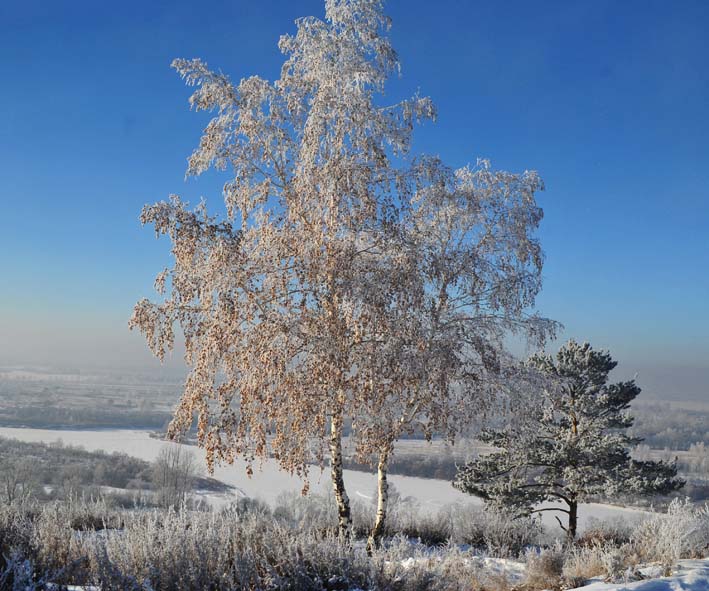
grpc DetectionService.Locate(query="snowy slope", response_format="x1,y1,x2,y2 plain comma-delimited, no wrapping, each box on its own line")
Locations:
568,559,709,591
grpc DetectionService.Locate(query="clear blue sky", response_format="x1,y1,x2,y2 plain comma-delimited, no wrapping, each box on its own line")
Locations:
1,0,707,399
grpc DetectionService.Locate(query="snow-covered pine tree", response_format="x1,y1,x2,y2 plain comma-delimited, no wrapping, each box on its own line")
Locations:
453,340,684,541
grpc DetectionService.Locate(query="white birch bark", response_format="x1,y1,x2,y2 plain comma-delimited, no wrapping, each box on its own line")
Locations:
330,413,352,537
367,445,390,552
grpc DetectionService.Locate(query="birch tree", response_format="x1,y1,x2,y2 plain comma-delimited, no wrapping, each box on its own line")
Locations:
352,159,556,549
130,0,434,535
454,340,684,541
130,0,556,540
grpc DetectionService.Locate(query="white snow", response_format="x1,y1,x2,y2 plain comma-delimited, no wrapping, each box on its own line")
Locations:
397,555,527,581
568,559,709,591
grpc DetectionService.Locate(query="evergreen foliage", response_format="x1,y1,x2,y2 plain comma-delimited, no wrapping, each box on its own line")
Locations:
454,340,684,540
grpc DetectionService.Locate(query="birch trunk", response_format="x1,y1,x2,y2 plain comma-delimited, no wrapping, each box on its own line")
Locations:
330,413,352,537
367,445,391,553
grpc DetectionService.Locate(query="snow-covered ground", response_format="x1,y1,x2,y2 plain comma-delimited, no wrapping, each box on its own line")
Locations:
2,426,649,532
568,559,709,591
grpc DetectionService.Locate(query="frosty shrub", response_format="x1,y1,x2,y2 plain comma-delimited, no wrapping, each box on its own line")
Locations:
523,543,565,591
0,499,509,590
354,498,542,554
230,495,272,518
0,500,118,588
575,517,632,548
350,497,377,538
361,484,452,546
449,505,542,557
272,488,453,546
383,504,452,547
561,541,642,588
561,544,604,589
0,552,47,591
38,500,122,584
631,498,709,573
597,544,640,584
396,509,452,547
0,504,32,580
272,490,339,533
381,537,515,591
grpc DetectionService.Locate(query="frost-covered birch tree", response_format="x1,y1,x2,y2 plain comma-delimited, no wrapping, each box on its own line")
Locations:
353,159,556,549
130,0,556,538
454,340,684,541
130,0,435,535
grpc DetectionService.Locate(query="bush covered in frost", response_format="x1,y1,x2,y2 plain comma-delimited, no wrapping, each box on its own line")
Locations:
524,543,565,590
2,496,705,590
0,498,532,590
631,498,709,574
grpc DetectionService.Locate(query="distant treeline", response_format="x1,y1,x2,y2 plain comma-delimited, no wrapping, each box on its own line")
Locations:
629,404,709,451
0,437,153,490
343,452,459,481
0,405,173,430
0,437,228,506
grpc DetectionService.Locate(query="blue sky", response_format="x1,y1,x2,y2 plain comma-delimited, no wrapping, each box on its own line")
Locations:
0,0,707,398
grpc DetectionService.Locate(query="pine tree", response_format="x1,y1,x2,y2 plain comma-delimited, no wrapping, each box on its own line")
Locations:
454,340,684,541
